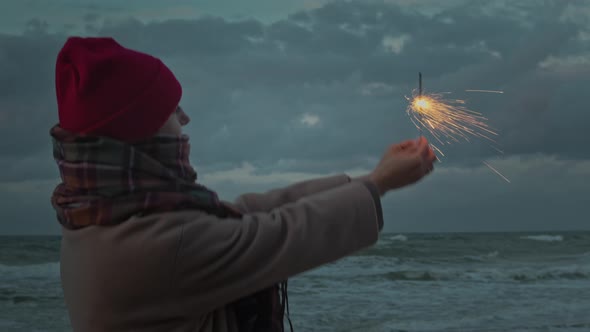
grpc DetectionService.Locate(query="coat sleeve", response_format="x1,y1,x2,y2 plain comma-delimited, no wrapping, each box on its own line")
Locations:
231,174,352,213
172,180,383,315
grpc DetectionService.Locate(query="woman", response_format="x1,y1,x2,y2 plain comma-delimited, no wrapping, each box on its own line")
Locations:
51,37,436,332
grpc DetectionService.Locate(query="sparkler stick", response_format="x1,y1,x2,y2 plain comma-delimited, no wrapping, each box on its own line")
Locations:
417,72,423,138
419,72,422,96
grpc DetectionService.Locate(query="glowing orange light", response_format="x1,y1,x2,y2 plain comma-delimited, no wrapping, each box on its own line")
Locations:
414,97,430,109
406,91,497,146
405,89,510,183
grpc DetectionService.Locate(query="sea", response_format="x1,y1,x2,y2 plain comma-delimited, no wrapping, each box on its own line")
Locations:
1,231,589,332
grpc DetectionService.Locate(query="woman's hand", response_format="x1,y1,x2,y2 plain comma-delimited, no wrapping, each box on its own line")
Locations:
369,137,436,196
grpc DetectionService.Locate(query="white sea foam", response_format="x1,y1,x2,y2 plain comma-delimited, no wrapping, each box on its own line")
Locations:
465,251,499,262
521,235,563,242
374,238,389,247
389,234,408,242
487,251,499,258
382,264,590,282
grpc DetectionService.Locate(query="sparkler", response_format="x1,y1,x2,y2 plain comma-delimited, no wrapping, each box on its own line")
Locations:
417,72,423,138
405,73,510,183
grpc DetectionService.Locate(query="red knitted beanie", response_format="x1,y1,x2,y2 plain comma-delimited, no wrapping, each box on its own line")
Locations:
55,37,182,142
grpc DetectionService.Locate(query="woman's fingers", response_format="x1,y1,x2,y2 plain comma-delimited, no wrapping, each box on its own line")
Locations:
393,140,417,152
414,138,436,175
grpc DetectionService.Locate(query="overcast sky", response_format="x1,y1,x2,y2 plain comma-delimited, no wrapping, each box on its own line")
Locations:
0,0,589,235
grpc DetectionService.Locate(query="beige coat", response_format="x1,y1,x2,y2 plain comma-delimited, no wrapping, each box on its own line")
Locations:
60,174,383,331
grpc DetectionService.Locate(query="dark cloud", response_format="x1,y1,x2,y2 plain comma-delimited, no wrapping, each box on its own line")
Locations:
83,13,100,23
25,18,50,33
98,17,265,56
0,28,63,157
68,3,126,12
194,155,590,233
0,0,589,234
0,0,587,164
0,181,60,235
0,147,56,182
82,13,100,33
382,156,590,233
0,2,578,163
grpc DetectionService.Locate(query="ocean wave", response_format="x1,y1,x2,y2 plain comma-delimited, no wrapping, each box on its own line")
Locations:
384,270,438,281
381,265,590,283
521,235,563,242
374,234,407,247
0,294,62,305
389,234,408,242
464,251,499,262
0,262,60,279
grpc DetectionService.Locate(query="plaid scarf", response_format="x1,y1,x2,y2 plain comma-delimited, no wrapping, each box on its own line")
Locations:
50,125,292,332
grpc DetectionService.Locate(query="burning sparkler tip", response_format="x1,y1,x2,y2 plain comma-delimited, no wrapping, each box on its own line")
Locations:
405,76,508,185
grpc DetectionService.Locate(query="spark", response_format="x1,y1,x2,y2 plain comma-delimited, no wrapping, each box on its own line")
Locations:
405,80,510,183
482,161,511,183
405,91,498,146
490,146,505,154
465,89,504,94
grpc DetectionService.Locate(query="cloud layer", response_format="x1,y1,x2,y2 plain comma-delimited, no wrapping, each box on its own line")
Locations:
0,0,589,234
